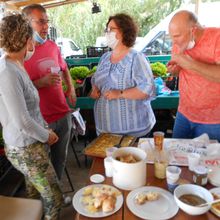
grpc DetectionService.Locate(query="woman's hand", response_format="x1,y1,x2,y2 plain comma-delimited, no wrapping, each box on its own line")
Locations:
104,90,121,100
90,85,101,99
47,129,59,146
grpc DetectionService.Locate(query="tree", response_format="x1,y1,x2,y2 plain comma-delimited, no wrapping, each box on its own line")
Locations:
48,0,181,52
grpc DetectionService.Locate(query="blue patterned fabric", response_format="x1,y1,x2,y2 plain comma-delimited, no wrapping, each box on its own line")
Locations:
92,49,156,137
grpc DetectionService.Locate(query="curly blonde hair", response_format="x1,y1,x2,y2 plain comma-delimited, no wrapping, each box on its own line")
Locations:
0,13,33,53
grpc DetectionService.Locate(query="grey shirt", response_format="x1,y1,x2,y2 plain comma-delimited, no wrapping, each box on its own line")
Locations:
0,55,49,147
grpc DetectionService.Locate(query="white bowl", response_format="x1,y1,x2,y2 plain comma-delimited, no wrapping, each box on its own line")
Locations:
174,184,213,215
112,147,147,190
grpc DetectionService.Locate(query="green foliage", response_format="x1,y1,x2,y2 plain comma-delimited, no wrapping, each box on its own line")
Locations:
47,0,181,52
70,66,90,80
150,62,167,77
89,66,97,75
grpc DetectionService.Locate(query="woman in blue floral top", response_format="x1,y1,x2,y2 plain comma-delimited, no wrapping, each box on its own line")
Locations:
90,13,156,137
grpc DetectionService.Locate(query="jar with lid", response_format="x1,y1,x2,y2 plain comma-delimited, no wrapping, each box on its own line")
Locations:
154,148,169,179
193,165,208,186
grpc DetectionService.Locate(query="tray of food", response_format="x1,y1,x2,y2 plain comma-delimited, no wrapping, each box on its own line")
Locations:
84,133,136,158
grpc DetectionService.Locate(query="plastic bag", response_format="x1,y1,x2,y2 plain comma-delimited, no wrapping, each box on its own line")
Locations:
71,108,86,136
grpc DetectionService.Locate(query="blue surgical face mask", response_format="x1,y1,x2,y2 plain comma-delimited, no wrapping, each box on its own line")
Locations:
33,31,47,44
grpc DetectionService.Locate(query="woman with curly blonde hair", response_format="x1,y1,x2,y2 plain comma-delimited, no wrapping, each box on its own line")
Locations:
0,13,62,220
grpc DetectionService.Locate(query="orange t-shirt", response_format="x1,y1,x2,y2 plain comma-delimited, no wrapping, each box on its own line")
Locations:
172,28,220,124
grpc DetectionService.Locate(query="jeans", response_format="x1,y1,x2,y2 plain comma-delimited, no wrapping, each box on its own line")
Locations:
49,112,72,180
173,111,220,142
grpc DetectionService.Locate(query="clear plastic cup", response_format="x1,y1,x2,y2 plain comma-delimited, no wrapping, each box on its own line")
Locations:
187,153,201,171
105,147,118,157
104,157,113,177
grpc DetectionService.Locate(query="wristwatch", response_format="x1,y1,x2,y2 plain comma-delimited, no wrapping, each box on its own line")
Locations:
119,90,124,98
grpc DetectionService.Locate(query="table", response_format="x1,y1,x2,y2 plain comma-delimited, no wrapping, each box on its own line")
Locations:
65,55,172,68
75,92,179,110
75,157,219,220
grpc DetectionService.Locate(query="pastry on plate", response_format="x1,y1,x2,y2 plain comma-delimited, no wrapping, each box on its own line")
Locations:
102,196,116,213
135,193,147,205
83,186,93,196
146,191,160,201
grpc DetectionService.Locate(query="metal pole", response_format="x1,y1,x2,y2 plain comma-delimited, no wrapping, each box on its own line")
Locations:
195,0,200,16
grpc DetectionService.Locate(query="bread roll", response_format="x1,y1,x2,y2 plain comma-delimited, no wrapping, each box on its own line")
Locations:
102,196,116,213
146,191,159,201
135,193,147,205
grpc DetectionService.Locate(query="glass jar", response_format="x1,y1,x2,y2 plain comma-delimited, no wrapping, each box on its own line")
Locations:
193,165,208,186
154,149,169,179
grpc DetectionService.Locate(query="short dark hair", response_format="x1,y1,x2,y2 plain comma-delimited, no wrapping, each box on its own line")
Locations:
106,13,138,47
0,13,33,53
22,4,46,17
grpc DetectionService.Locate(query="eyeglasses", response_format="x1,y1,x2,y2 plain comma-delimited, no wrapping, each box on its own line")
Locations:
104,27,119,33
31,19,50,26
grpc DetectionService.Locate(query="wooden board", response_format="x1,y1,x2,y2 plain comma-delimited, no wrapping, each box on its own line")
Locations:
84,133,136,158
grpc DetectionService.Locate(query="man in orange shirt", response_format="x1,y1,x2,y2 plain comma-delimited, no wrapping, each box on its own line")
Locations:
167,10,220,142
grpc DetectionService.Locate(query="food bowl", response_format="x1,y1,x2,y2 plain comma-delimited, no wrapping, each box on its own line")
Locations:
174,184,213,215
112,147,147,190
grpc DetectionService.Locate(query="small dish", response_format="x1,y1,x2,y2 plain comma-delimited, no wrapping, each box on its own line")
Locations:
90,174,105,183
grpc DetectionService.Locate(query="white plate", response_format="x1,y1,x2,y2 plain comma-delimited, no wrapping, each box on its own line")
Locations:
72,184,123,218
209,187,220,217
126,186,179,220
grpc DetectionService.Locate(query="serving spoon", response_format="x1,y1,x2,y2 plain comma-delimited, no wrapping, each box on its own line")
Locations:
197,198,220,207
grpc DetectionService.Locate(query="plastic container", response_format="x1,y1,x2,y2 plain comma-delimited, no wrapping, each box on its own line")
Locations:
193,165,208,186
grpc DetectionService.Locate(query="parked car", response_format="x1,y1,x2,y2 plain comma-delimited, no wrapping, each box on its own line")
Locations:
56,37,83,58
134,2,220,55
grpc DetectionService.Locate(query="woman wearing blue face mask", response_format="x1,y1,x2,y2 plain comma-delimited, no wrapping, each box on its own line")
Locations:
90,13,156,137
0,13,63,220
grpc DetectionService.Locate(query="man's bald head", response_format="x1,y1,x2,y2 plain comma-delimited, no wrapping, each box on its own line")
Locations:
170,10,198,29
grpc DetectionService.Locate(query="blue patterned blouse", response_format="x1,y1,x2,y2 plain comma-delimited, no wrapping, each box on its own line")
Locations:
92,49,156,137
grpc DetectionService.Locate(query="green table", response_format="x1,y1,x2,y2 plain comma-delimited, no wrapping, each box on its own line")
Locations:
75,92,179,110
66,54,171,68
69,54,178,110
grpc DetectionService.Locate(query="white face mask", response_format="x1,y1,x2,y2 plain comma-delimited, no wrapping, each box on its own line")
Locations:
24,46,35,61
105,32,119,49
186,39,195,50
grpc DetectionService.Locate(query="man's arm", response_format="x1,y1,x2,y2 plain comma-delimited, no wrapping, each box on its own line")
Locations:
62,68,76,106
172,54,220,82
